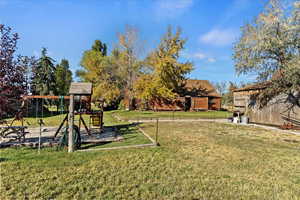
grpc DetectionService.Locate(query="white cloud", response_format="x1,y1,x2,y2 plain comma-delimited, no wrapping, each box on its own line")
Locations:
207,58,216,63
182,51,216,63
199,28,239,46
193,52,206,59
154,0,194,19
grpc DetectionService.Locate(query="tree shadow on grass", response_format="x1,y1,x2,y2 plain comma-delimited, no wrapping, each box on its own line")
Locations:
80,141,112,150
0,158,8,162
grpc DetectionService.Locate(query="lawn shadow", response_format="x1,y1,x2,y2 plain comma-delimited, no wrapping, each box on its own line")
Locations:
80,141,112,150
0,157,8,162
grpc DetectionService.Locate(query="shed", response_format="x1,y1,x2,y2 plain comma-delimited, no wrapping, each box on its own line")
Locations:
233,82,300,126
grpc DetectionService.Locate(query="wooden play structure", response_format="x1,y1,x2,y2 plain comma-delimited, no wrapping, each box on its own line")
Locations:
66,82,104,152
0,82,105,152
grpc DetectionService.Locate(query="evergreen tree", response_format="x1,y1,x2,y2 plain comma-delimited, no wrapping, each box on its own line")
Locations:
55,59,72,95
92,40,107,56
32,48,56,95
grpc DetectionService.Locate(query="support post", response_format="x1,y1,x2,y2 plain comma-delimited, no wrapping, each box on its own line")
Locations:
68,94,74,152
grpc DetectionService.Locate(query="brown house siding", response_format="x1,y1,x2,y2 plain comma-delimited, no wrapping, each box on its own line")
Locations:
190,97,208,111
150,98,185,111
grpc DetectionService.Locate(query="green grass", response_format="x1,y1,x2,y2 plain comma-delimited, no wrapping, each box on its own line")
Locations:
1,120,300,199
83,126,152,149
113,110,232,121
4,111,126,128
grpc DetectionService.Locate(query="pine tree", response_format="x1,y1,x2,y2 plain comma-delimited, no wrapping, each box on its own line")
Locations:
55,59,72,95
32,48,56,95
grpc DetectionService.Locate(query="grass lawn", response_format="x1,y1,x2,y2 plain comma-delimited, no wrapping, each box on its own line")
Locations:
3,111,126,128
1,119,300,199
113,110,232,121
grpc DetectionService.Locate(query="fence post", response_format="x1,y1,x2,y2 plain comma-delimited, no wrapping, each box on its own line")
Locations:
155,118,159,146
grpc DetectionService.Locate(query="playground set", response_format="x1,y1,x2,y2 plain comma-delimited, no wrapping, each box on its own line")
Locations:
0,83,111,151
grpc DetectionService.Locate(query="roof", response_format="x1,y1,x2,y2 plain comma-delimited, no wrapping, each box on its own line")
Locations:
183,80,221,97
69,82,93,95
233,82,270,92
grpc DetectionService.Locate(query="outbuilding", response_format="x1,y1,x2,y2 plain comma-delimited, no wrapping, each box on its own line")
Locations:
233,83,300,126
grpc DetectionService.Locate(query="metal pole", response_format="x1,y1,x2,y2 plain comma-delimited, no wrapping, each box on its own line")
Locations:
155,118,159,145
68,94,74,152
38,120,41,154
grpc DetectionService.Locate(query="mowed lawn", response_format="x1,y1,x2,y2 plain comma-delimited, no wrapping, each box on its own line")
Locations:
1,121,300,199
4,111,127,128
113,110,232,121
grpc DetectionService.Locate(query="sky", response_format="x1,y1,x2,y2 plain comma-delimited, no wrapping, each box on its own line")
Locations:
0,0,267,83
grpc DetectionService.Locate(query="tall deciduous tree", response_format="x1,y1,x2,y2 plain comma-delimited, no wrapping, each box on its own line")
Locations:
77,40,122,106
32,48,56,95
234,0,300,111
0,24,35,117
213,81,228,96
117,25,143,109
55,59,72,95
135,26,193,102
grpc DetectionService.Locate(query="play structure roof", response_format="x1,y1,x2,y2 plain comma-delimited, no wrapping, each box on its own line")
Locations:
69,82,92,95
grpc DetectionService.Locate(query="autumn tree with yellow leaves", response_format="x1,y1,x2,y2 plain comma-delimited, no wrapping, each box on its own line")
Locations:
134,27,193,105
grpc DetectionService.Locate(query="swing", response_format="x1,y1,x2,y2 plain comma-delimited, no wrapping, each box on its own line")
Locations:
0,99,29,141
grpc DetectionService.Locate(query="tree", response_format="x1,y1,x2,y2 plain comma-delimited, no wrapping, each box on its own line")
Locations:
226,82,238,107
77,26,144,108
213,81,228,106
77,40,122,106
55,59,72,95
135,26,193,102
92,40,107,56
233,0,300,111
213,81,227,96
117,25,144,109
0,24,35,117
32,48,56,95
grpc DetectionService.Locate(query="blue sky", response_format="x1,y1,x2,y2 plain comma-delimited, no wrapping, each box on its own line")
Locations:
0,0,266,83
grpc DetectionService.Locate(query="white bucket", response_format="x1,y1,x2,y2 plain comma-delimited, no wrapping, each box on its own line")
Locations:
241,116,249,124
233,117,240,123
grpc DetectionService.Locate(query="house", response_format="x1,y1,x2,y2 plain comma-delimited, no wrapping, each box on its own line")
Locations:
183,80,221,111
125,79,222,111
233,83,300,126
